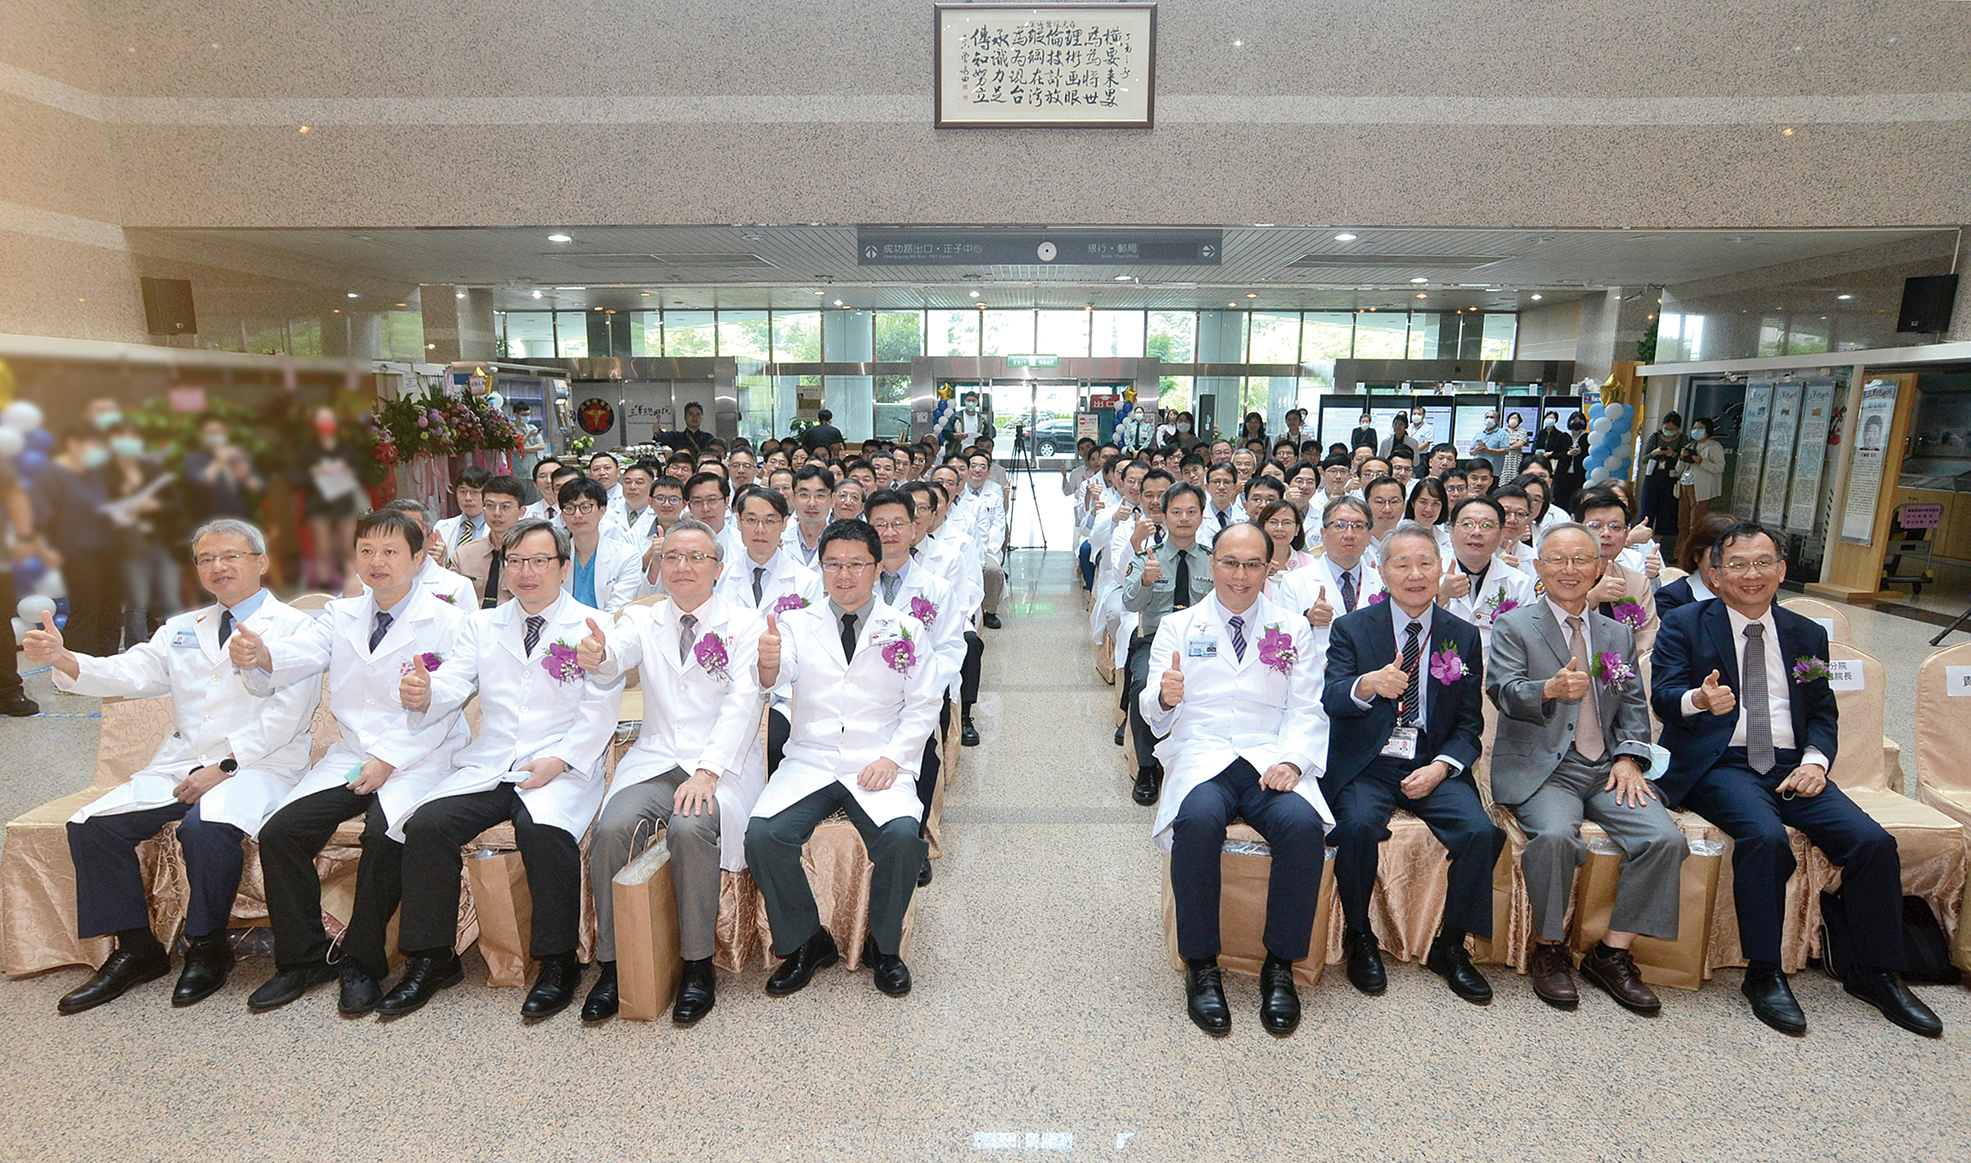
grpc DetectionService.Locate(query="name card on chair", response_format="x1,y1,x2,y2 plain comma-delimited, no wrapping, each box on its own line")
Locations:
1825,659,1865,691
1811,617,1836,638
1947,665,1971,696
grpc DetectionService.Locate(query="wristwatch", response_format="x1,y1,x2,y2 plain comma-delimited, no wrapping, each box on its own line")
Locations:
217,757,238,775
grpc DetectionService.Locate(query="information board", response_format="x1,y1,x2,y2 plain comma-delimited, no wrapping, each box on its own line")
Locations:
1758,381,1803,527
1784,381,1838,533
1731,382,1774,519
1840,380,1900,544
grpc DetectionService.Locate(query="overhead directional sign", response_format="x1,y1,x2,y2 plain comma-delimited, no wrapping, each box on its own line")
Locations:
1007,354,1059,368
857,228,1221,266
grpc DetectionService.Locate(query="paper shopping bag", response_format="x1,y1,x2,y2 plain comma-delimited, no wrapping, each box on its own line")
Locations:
1569,834,1722,991
612,835,681,1021
466,849,533,988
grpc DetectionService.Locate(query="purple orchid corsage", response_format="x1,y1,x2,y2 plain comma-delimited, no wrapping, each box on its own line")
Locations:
773,592,810,614
1368,590,1387,605
881,627,917,674
1792,655,1831,683
1591,650,1635,691
541,640,585,684
1429,643,1466,684
399,652,442,676
1610,598,1647,630
1257,625,1297,675
434,592,457,604
694,631,731,683
909,595,938,627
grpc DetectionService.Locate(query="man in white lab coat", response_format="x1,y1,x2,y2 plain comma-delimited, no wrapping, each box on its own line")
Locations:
236,510,475,1014
926,467,988,745
1141,522,1330,1038
382,498,477,608
380,518,624,1019
717,485,822,777
30,520,321,1014
558,477,643,615
780,464,835,568
579,517,766,1024
1436,495,1537,649
746,520,942,998
430,465,491,567
1275,496,1386,644
957,449,1008,630
453,474,529,609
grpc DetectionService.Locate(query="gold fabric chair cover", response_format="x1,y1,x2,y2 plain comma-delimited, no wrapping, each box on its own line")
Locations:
746,815,916,971
1161,824,1336,987
1912,642,1971,969
1778,596,1854,644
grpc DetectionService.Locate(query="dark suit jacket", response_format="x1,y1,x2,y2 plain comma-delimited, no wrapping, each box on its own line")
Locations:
1654,576,1698,618
1649,600,1839,808
1322,600,1486,795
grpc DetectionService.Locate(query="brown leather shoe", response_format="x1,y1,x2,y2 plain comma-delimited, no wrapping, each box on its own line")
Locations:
1580,944,1661,1014
1528,942,1578,1008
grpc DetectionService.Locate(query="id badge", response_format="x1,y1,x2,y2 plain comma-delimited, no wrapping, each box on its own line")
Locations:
172,631,200,649
1186,634,1219,660
1381,726,1419,760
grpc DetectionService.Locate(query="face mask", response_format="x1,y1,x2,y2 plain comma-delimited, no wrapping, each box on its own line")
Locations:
110,436,144,457
314,417,338,435
93,411,123,431
965,404,977,413
1542,415,1556,426
203,431,228,449
1662,426,1678,437
1691,427,1707,440
1177,422,1192,433
80,446,111,468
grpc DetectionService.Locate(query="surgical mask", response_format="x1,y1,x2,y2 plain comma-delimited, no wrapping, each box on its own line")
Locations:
202,431,228,449
1691,427,1707,440
110,436,144,457
1177,422,1192,433
80,446,111,468
93,411,123,430
1542,415,1555,426
965,403,977,412
1662,426,1678,437
314,416,338,435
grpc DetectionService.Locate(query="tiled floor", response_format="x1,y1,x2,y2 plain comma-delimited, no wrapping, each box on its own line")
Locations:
1,491,1969,1159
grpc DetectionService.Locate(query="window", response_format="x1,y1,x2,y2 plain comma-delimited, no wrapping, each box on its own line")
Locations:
503,311,553,360
981,310,1034,356
1353,313,1407,358
1479,313,1517,360
1787,319,1830,355
1035,310,1091,358
553,312,589,358
1195,311,1248,363
1406,312,1446,359
1301,313,1353,361
1158,375,1193,412
1146,311,1196,362
625,311,655,355
663,311,715,356
771,311,822,362
872,311,923,362
717,311,769,359
1757,317,1785,358
926,310,979,357
1089,310,1145,357
1247,311,1300,364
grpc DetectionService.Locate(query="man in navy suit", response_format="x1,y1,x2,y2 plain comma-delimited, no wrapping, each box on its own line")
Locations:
1652,521,1940,1037
1325,521,1505,1003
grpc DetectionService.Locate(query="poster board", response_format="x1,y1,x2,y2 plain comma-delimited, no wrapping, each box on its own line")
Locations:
935,3,1156,128
1840,380,1900,544
1784,381,1838,534
1452,395,1501,458
1757,381,1803,526
1730,382,1774,519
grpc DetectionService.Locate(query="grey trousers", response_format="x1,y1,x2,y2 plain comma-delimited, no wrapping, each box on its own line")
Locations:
590,767,722,962
1512,750,1687,942
746,783,925,958
982,556,1005,616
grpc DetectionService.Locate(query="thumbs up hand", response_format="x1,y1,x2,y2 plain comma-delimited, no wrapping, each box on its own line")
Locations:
21,610,63,665
1130,517,1156,552
1694,668,1736,715
1139,551,1162,586
228,622,271,672
1545,655,1592,702
577,616,608,670
399,653,432,712
758,613,782,684
1305,584,1334,629
1358,657,1412,701
1158,651,1185,710
1438,561,1471,601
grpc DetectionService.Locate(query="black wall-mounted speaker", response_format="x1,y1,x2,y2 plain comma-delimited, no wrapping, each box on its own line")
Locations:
1897,273,1957,334
140,276,196,335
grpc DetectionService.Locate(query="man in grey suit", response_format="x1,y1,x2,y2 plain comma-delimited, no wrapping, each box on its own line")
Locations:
1486,521,1686,1013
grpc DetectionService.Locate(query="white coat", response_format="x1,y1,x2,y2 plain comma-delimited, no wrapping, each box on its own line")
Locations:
562,534,644,614
56,595,321,837
715,548,822,617
414,556,477,610
1440,553,1539,649
429,514,486,567
1139,593,1332,850
1273,551,1386,655
921,525,982,621
884,558,965,695
250,585,474,828
396,593,625,842
596,593,767,869
750,599,943,828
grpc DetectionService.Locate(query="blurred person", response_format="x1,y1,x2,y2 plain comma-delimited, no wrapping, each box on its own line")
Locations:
33,424,121,656
1675,417,1726,564
587,450,624,508
1255,499,1313,580
658,401,717,457
1463,458,1496,498
380,499,476,608
0,452,48,713
832,477,865,522
1640,411,1688,542
453,474,529,608
526,457,564,521
1350,410,1378,456
181,414,262,524
1553,412,1592,509
292,405,363,593
613,459,660,543
1656,511,1734,617
104,420,182,647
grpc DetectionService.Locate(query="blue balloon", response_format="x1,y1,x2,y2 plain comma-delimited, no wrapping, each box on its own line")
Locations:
26,428,53,453
17,449,47,476
1588,404,1605,420
13,557,45,592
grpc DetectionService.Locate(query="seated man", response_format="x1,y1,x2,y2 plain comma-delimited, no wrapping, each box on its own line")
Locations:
1576,487,1660,656
1324,521,1503,1003
745,520,941,999
234,510,475,1013
557,477,643,615
1436,495,1536,649
431,465,491,567
1487,522,1686,1013
1140,523,1328,1037
29,520,321,1014
1652,520,1941,1037
382,519,624,1019
580,517,765,1025
381,498,476,608
453,474,529,608
1121,480,1211,806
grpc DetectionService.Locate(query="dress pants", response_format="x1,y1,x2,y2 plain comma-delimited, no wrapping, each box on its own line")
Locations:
1122,631,1158,770
399,785,582,960
1077,541,1095,591
1330,755,1505,938
1169,758,1327,962
258,786,398,978
0,567,24,702
1681,747,1905,969
981,556,1005,616
1512,750,1686,942
916,699,949,833
590,769,721,962
766,708,791,775
960,630,984,710
746,784,926,958
68,801,244,940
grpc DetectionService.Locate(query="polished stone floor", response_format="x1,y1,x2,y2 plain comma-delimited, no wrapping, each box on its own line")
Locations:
1,487,1968,1160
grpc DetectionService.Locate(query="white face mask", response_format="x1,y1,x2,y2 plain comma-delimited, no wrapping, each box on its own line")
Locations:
1177,422,1192,433
1691,428,1707,440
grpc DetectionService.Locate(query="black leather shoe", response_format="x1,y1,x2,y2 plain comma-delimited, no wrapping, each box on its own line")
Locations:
983,613,1002,630
1259,953,1301,1036
1344,930,1387,995
1741,966,1806,1035
375,954,463,1016
917,858,934,887
961,717,981,747
171,935,234,1007
248,961,338,1011
1132,768,1160,806
672,957,717,1024
57,946,170,1015
337,966,383,1016
765,928,840,996
1426,933,1492,1004
862,935,911,997
1,693,39,717
1113,722,1126,746
1845,970,1943,1037
521,953,582,1019
1184,962,1231,1036
581,961,619,1022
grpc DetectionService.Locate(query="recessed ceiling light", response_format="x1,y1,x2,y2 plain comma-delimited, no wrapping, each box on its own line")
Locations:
455,291,467,299
1837,294,1853,301
1409,278,1428,284
814,290,825,296
346,292,360,298
531,290,543,299
969,290,980,298
546,233,572,243
297,125,310,134
1114,274,1132,282
641,292,651,297
1334,233,1357,242
394,302,407,307
1416,293,1428,299
1228,302,1237,308
426,343,436,350
1246,293,1257,299
1530,294,1543,301
554,286,585,290
834,300,844,306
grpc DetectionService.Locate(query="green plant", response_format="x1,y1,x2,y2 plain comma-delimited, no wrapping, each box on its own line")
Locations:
1637,317,1659,363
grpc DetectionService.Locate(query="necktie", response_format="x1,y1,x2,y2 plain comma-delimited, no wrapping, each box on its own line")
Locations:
881,571,900,604
523,614,544,656
1227,614,1247,663
1742,622,1775,773
1339,568,1358,613
218,608,234,648
482,553,503,610
678,611,698,664
1399,620,1422,727
753,566,766,605
368,611,393,653
1568,615,1604,761
840,613,858,662
1216,510,1228,530
1173,550,1191,610
455,521,472,548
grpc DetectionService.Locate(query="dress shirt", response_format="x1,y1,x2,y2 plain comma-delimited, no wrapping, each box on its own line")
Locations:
1351,600,1463,772
1679,604,1831,771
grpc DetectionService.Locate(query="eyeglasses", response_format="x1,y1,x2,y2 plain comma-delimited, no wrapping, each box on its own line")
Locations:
563,502,599,516
1584,520,1629,534
1214,558,1268,573
1325,520,1368,533
738,514,785,528
1539,554,1599,569
483,501,519,514
506,554,564,571
687,497,724,510
661,550,718,566
1455,519,1501,533
869,519,912,533
193,551,260,568
652,495,683,506
821,560,877,574
1720,557,1779,576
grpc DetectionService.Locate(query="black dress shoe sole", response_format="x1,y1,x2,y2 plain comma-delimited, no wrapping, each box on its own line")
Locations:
1260,1013,1300,1037
1844,981,1943,1037
1429,956,1493,1004
1188,1008,1232,1036
375,963,464,1016
917,861,933,887
1131,781,1159,806
1580,964,1660,1015
764,949,840,996
672,997,716,1025
1345,966,1387,996
2,700,40,717
960,730,980,747
580,1001,619,1023
1746,1001,1807,1036
521,991,577,1020
56,959,171,1015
